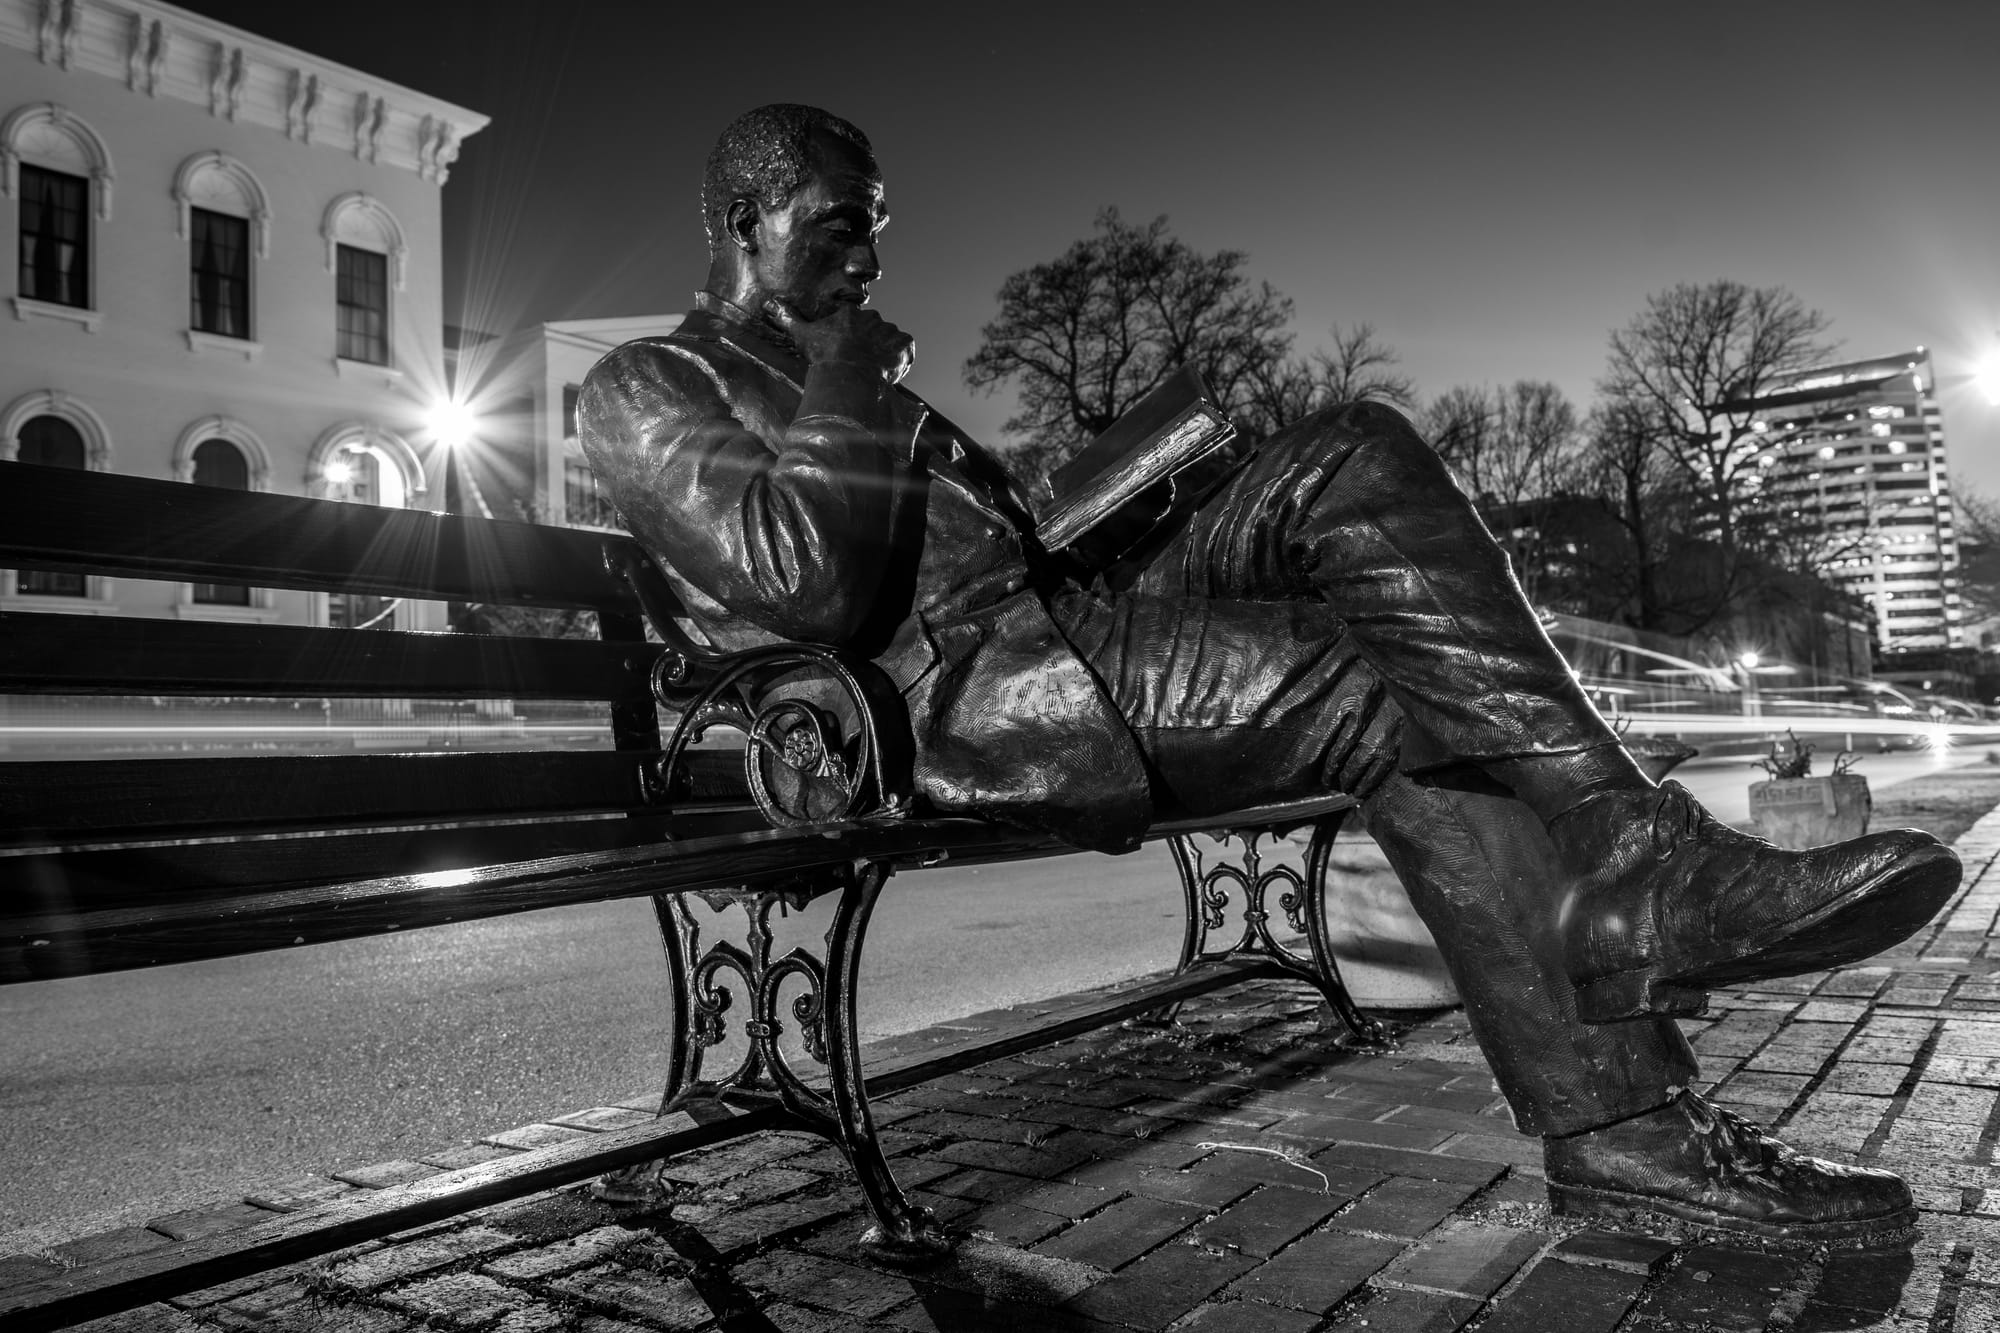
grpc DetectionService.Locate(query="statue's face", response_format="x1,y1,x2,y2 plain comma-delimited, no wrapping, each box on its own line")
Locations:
747,134,888,321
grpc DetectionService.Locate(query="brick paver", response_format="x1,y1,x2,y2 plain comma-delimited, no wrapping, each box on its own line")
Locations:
22,799,2000,1331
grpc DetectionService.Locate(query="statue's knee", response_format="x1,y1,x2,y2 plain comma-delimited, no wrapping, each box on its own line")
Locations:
1282,399,1435,474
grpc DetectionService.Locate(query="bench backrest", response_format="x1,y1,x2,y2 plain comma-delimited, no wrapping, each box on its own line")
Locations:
0,462,751,981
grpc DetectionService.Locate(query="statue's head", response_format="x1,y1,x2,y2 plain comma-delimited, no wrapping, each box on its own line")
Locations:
702,104,886,321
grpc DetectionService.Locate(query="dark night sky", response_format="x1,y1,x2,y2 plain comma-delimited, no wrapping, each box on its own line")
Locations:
171,0,2000,496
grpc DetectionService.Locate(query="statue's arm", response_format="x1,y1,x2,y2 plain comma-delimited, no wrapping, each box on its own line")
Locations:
578,342,910,644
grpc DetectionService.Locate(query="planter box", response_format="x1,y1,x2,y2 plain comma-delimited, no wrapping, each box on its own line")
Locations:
1749,773,1871,849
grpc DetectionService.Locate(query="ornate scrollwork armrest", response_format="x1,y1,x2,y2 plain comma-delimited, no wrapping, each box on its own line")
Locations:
653,644,914,827
605,537,914,828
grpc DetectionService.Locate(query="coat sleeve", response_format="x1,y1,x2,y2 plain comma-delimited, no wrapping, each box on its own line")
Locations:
578,340,923,644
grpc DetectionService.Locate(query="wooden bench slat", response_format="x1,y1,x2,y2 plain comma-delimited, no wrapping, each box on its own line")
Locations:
0,749,749,847
1,818,1049,980
0,810,768,914
0,463,648,609
0,612,663,699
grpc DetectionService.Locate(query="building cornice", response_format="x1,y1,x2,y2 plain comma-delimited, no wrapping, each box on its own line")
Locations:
0,0,489,183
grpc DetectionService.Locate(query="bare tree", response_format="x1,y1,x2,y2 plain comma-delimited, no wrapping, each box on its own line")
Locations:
1421,384,1494,481
1571,394,1691,631
964,209,1294,488
1418,381,1583,605
1424,381,1581,509
1602,280,1835,554
1238,323,1416,439
1955,487,2000,629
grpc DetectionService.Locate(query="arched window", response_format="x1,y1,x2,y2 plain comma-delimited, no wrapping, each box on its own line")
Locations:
18,412,84,467
173,153,269,343
5,103,114,317
192,436,248,487
15,415,85,595
322,194,404,368
310,422,423,629
190,439,250,605
19,163,88,307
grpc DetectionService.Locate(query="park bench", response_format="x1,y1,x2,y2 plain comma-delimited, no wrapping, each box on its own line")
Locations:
0,459,1383,1330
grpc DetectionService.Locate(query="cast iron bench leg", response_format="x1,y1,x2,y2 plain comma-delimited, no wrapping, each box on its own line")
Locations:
594,862,948,1261
820,861,950,1261
1158,812,1393,1046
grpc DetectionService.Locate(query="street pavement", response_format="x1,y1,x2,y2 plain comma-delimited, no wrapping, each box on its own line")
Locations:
9,767,2000,1331
0,750,1977,1253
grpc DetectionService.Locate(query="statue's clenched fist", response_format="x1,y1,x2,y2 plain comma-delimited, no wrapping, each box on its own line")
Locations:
765,299,914,385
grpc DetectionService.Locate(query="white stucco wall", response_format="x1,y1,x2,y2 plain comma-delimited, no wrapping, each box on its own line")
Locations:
0,0,486,626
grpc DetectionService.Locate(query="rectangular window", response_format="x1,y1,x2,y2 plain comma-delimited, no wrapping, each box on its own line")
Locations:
562,384,581,441
190,208,250,337
564,459,619,528
19,165,89,308
336,245,389,364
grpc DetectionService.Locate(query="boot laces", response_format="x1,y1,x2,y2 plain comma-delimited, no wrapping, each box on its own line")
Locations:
1681,1092,1790,1182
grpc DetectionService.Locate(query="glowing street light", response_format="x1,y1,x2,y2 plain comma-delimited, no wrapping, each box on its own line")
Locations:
1735,650,1763,717
426,398,480,451
1977,346,2000,406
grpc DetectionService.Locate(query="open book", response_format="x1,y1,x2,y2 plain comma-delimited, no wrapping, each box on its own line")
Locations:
1035,366,1238,553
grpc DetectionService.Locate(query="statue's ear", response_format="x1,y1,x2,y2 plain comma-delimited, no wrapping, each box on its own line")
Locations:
723,197,760,254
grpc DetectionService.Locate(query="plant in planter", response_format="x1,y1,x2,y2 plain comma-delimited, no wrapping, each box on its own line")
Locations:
1748,729,1871,849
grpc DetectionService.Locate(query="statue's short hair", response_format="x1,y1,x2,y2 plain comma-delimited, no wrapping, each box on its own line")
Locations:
703,104,874,252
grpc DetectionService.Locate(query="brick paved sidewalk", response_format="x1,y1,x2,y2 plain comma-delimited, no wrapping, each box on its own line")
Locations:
28,804,2000,1332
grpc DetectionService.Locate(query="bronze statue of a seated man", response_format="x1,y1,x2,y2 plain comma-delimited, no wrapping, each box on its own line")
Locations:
580,103,1962,1244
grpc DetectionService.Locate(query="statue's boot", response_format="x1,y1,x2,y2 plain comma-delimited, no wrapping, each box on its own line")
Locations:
1545,1090,1915,1244
1553,780,1959,1024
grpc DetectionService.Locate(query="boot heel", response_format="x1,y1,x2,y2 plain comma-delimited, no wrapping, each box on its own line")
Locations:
1575,970,1707,1023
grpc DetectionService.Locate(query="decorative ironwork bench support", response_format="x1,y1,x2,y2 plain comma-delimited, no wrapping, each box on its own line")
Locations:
1160,814,1393,1048
595,861,950,1262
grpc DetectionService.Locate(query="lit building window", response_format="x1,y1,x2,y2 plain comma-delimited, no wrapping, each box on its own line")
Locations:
18,165,89,307
335,244,389,364
190,207,250,337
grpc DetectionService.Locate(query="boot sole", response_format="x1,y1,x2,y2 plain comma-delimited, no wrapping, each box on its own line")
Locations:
1576,844,1961,1024
1548,1180,1918,1246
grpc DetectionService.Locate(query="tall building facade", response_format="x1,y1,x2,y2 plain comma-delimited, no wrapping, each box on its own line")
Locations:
0,0,487,628
1748,348,1963,652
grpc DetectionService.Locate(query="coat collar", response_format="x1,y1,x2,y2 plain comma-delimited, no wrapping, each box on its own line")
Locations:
684,291,810,388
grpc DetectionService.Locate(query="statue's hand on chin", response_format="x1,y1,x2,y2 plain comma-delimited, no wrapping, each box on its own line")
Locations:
765,298,914,385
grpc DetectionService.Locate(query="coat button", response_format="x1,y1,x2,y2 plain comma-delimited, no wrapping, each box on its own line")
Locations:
983,525,1004,541
1002,576,1023,595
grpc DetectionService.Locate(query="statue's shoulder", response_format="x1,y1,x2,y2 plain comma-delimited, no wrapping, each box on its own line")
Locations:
584,327,737,401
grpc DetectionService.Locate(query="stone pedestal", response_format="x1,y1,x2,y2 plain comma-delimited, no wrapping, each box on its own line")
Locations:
1749,774,1871,849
